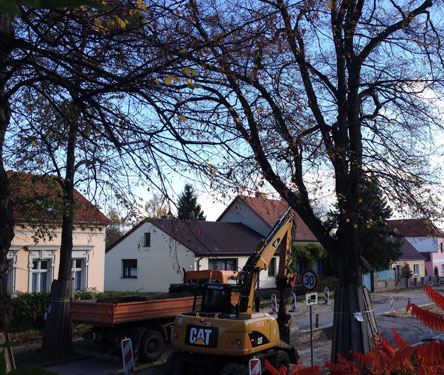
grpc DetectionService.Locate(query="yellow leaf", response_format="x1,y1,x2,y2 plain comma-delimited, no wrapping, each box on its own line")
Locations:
180,114,187,121
235,118,241,123
208,164,214,169
136,0,147,11
247,162,252,168
32,140,37,147
165,76,173,85
257,108,262,114
183,67,190,75
346,218,350,223
173,76,180,83
354,224,358,229
327,1,334,8
211,171,216,177
155,77,159,85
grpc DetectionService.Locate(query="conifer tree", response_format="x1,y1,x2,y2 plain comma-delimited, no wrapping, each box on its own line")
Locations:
177,184,205,220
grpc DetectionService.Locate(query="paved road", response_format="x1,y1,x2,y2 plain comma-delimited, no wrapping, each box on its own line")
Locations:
293,287,438,330
43,286,442,374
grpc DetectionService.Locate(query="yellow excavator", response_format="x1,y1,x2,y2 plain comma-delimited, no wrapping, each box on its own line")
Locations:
166,207,299,374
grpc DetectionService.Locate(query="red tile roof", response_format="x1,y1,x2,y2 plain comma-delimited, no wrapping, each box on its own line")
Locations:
152,219,263,255
9,172,111,225
218,195,318,242
388,219,444,238
398,238,426,261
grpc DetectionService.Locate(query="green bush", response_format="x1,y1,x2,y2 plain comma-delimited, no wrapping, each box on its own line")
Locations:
10,292,51,332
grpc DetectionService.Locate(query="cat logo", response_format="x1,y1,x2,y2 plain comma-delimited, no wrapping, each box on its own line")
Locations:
189,327,212,346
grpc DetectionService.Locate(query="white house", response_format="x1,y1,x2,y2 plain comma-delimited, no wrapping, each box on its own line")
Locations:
105,195,321,292
105,218,284,292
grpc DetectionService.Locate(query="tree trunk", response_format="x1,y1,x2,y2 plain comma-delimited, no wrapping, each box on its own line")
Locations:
331,285,378,362
0,9,14,331
330,225,378,362
42,279,73,351
42,120,77,351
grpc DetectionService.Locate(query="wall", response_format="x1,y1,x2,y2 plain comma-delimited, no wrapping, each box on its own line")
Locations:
197,255,279,289
218,200,270,236
9,224,106,293
105,221,195,292
429,237,444,276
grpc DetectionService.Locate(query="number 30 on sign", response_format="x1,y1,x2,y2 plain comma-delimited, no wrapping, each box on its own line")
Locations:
301,269,318,292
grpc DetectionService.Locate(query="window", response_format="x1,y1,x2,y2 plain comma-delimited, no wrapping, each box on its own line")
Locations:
441,242,444,253
6,256,16,295
441,264,444,274
71,259,84,291
268,258,276,277
413,264,419,275
122,259,137,278
209,258,237,271
31,260,49,292
144,233,151,247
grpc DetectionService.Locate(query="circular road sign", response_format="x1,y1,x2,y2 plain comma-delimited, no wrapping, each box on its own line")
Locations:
301,269,318,292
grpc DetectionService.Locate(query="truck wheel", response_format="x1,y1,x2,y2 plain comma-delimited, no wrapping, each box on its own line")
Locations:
274,351,290,373
220,363,248,375
140,329,165,362
164,350,183,375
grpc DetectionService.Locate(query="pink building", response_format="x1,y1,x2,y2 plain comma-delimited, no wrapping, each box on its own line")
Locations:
388,219,444,277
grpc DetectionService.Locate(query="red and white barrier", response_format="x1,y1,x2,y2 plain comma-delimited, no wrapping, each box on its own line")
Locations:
390,296,394,314
133,344,139,368
290,292,296,312
271,294,277,314
324,287,329,304
121,337,135,375
315,313,319,328
249,358,261,375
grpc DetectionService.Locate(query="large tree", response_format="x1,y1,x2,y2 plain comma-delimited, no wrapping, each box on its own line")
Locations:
141,0,444,361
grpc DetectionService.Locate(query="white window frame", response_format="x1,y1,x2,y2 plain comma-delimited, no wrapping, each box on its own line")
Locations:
6,252,17,295
413,263,419,276
28,250,56,293
71,250,89,290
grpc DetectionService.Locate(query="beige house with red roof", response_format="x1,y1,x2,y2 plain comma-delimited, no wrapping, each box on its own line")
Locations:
388,219,444,277
7,173,110,294
390,238,426,279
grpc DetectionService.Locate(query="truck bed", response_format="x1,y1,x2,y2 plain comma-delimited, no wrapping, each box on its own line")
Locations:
70,293,200,325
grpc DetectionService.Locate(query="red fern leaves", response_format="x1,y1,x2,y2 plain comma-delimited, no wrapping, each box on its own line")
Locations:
408,303,444,332
425,284,444,311
264,359,322,375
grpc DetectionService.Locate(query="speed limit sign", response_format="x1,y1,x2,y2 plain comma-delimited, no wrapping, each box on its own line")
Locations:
301,269,318,292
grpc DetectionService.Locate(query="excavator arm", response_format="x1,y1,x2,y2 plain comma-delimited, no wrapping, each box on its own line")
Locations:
239,207,297,318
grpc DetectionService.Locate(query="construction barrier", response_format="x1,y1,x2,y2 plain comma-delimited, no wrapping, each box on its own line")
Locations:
315,313,319,328
121,337,135,375
290,292,296,312
249,358,261,375
271,294,277,314
134,344,139,368
324,287,329,304
390,296,394,314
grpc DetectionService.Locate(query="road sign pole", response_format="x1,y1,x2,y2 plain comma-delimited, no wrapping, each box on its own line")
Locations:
310,305,314,366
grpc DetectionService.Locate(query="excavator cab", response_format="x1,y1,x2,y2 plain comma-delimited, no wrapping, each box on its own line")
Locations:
200,284,241,317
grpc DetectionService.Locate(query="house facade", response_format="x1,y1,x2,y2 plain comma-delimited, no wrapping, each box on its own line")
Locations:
217,195,322,274
6,173,110,294
105,218,282,292
390,238,426,279
388,219,444,277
